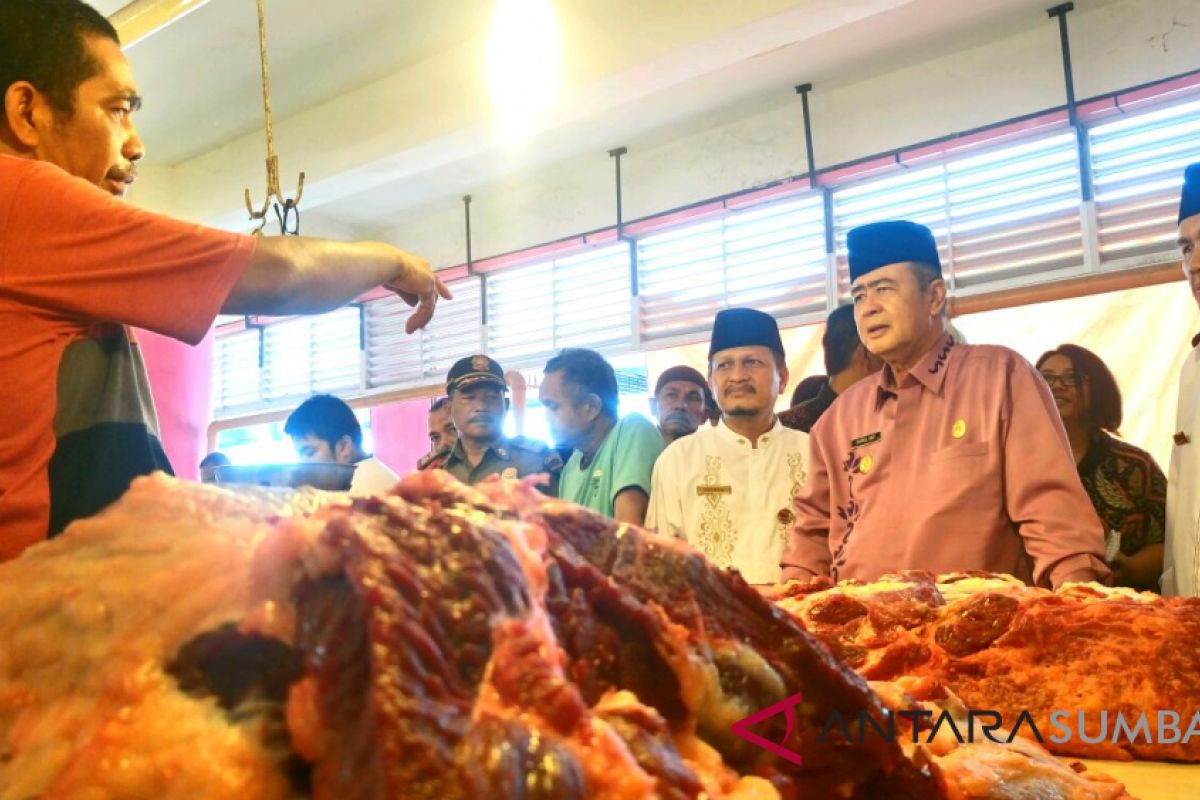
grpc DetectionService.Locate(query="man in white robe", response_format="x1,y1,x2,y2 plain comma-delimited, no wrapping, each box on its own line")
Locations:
647,308,809,584
1164,161,1200,597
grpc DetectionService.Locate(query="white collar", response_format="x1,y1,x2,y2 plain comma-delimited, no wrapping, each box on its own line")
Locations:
715,417,783,447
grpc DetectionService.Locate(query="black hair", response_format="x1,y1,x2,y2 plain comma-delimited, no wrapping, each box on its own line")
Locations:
770,347,788,372
284,394,363,449
0,0,120,116
823,304,862,376
429,396,451,413
790,374,827,407
543,348,620,420
1035,344,1123,432
908,261,941,292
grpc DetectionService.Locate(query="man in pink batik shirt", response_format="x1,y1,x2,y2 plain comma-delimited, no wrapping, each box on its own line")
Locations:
781,220,1110,588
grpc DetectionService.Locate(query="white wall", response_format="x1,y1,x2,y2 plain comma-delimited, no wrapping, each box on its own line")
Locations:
363,0,1199,268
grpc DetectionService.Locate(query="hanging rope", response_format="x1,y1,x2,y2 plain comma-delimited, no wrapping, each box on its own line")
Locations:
243,0,304,235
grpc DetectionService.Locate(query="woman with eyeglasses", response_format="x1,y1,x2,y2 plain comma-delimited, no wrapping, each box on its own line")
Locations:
1035,344,1166,590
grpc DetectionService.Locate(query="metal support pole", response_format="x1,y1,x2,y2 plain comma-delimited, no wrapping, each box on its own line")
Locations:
244,318,265,369
797,83,839,308
795,83,818,187
464,194,488,328
464,194,474,272
608,147,627,231
1047,4,1078,121
609,146,640,347
609,146,638,298
1047,3,1094,202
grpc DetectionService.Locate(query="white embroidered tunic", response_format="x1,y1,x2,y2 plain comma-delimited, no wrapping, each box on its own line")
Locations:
647,419,809,584
1165,342,1200,597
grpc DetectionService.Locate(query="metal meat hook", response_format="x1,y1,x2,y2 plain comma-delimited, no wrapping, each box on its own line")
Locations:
242,0,305,235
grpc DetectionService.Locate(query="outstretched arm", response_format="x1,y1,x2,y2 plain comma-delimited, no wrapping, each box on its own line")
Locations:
223,237,451,332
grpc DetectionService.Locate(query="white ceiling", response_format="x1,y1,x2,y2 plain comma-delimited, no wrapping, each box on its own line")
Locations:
321,0,1061,227
122,0,492,164
107,0,1079,232
92,0,128,15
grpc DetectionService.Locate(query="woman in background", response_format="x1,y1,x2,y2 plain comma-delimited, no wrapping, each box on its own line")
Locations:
1036,344,1166,590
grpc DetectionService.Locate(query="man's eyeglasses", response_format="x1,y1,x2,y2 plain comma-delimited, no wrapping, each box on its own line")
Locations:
1039,370,1082,388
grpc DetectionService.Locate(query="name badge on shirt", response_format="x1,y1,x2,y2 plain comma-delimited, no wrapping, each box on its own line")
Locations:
851,432,881,449
697,484,732,509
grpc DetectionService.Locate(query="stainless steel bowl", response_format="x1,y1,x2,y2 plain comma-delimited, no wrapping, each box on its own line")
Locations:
207,463,356,491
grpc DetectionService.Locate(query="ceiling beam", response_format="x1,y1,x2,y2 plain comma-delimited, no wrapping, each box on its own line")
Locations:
110,0,214,48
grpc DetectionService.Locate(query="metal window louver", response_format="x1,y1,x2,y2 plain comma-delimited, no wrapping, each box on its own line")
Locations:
365,276,484,387
637,193,828,341
486,244,632,366
832,131,1084,296
1089,97,1200,263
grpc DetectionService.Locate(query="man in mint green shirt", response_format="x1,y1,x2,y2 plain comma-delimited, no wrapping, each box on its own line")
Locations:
540,348,664,525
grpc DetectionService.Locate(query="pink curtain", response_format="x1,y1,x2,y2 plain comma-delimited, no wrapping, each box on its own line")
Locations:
371,398,431,474
138,329,215,481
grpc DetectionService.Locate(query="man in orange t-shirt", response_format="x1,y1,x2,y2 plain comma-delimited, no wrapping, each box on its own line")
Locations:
0,0,451,559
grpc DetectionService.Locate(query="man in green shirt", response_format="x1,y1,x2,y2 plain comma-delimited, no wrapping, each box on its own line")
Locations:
539,348,664,525
441,355,561,492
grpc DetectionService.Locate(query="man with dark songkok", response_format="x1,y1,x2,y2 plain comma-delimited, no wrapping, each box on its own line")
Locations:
1164,162,1200,597
782,221,1109,588
649,308,810,584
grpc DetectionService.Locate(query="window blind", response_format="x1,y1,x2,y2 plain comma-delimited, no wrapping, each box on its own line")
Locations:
486,244,632,366
638,193,827,341
364,276,483,387
1090,97,1200,263
832,131,1083,295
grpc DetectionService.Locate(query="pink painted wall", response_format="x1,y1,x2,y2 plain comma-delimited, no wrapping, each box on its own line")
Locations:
139,328,214,481
371,397,432,475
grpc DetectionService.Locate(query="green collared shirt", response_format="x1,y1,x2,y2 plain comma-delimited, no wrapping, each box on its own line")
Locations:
558,413,664,518
443,436,562,494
